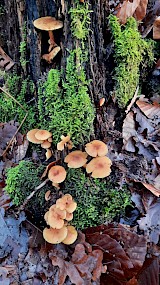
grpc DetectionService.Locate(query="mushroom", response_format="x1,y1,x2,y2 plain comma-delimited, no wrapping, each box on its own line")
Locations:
57,135,71,151
99,98,105,106
64,150,88,168
86,156,112,178
65,212,73,221
27,129,44,144
41,140,51,149
56,194,77,213
48,165,67,183
35,129,52,141
46,149,52,160
43,226,67,244
85,140,108,157
47,206,66,229
62,226,78,245
42,46,61,63
33,16,63,52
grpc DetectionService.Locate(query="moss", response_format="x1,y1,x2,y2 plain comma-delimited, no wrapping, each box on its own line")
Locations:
38,48,95,146
62,169,132,230
109,15,155,108
69,1,92,47
0,73,37,132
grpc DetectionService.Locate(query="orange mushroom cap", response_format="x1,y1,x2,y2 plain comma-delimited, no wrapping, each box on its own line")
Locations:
64,150,88,168
43,226,67,244
48,165,67,183
41,140,51,149
27,129,44,144
35,129,52,140
65,212,73,221
56,194,77,213
86,156,112,178
62,226,78,245
47,206,66,229
85,140,108,157
33,17,63,31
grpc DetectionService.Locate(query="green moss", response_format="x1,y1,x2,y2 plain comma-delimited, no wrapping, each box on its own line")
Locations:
109,15,155,108
0,73,37,132
38,48,95,146
5,161,46,206
62,169,132,230
69,1,92,46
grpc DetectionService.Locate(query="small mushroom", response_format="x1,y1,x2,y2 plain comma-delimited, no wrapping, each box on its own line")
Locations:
86,156,112,178
46,149,52,160
33,16,63,51
43,226,67,244
85,140,108,157
35,129,52,141
56,194,77,213
47,206,66,229
64,150,88,168
48,165,67,183
62,226,78,245
27,129,44,144
41,140,51,149
57,135,71,151
99,98,105,106
42,46,61,63
65,212,73,221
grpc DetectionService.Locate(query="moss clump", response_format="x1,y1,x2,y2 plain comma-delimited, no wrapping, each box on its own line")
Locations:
109,15,155,108
62,169,132,230
0,73,37,132
38,48,95,146
5,161,47,207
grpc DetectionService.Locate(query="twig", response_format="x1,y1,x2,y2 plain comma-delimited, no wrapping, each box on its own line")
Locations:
0,86,27,111
125,86,139,114
2,112,28,156
19,178,49,212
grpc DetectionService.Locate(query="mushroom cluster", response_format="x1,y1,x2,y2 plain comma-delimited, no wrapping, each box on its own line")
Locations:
43,194,77,244
85,140,112,178
27,129,53,160
57,135,73,151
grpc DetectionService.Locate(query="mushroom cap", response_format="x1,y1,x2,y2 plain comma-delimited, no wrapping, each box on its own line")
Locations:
47,206,66,229
48,137,53,142
86,156,112,178
33,16,63,31
43,226,67,244
48,165,67,183
61,135,71,143
85,140,108,157
57,140,65,151
35,129,52,140
62,226,78,245
27,129,44,144
56,194,77,213
44,211,49,224
64,150,88,168
65,212,73,221
41,140,51,149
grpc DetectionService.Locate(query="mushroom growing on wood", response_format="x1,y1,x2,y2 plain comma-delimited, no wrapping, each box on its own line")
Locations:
43,226,67,244
64,150,88,168
42,46,61,63
33,16,63,52
86,156,112,178
56,194,77,213
85,140,108,157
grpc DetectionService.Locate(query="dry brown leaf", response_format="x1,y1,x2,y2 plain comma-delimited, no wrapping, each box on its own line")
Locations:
133,0,148,21
137,257,159,285
126,276,138,285
115,0,141,24
122,111,136,152
136,100,160,119
142,182,160,197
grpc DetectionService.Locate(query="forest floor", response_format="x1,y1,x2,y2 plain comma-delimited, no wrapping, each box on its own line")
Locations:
0,1,160,285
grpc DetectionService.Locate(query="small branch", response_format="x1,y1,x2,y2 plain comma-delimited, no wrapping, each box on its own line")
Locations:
19,178,49,212
0,87,27,111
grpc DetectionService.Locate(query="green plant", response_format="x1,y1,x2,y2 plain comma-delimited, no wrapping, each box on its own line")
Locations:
38,48,95,146
0,73,37,132
69,1,92,45
62,169,132,229
109,15,155,108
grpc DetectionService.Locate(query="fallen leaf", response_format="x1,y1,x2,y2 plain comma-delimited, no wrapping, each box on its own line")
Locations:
136,100,160,119
142,182,160,197
115,0,141,24
122,111,136,152
137,257,159,285
133,0,148,21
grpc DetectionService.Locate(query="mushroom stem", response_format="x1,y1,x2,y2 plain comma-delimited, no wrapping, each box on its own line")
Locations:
48,30,56,51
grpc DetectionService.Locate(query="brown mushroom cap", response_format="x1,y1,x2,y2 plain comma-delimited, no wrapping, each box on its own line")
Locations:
65,212,73,221
56,194,77,213
27,129,44,144
48,165,67,183
33,16,63,31
62,226,78,245
47,206,66,229
85,140,108,157
86,156,112,178
43,226,67,244
35,129,52,140
41,140,51,149
64,150,88,168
